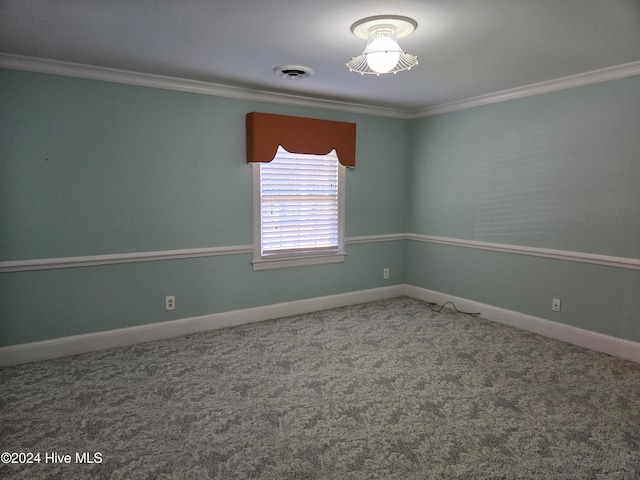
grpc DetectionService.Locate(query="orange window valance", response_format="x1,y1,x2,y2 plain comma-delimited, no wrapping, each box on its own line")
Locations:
246,112,356,167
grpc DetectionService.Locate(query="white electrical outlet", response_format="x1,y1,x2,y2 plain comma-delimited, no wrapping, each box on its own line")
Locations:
383,268,390,279
552,298,561,312
165,295,175,311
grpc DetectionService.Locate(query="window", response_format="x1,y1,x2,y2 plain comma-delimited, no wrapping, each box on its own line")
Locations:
252,146,346,270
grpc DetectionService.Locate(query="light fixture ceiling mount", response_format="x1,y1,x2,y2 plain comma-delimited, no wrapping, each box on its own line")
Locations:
347,15,418,76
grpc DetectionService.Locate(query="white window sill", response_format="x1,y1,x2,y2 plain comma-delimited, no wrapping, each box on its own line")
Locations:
252,252,346,271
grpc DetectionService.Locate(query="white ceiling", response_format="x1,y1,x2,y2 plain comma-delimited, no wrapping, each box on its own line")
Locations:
1,0,639,111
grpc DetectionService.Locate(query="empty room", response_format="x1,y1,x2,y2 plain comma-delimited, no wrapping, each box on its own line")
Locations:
1,1,639,478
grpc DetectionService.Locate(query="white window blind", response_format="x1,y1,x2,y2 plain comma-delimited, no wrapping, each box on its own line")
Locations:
259,147,341,257
260,147,340,256
252,146,346,271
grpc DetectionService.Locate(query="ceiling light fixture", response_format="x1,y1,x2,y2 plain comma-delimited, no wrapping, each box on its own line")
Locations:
347,15,418,76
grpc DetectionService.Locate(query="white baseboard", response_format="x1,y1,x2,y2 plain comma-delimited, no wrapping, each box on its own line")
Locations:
0,285,404,367
404,285,640,364
2,284,638,366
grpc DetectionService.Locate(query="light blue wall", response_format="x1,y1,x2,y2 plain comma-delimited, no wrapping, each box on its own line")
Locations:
1,241,406,345
407,76,640,342
2,68,639,348
0,69,409,346
406,242,640,342
1,70,409,259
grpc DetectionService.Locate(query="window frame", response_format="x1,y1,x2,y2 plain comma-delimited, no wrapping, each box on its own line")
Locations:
252,148,346,271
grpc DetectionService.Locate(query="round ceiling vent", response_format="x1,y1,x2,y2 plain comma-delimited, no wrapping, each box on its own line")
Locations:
273,65,314,80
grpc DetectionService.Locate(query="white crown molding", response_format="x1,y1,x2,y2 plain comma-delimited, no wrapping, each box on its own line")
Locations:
0,284,404,366
0,53,411,119
3,53,639,120
407,233,640,271
405,285,640,364
411,60,640,117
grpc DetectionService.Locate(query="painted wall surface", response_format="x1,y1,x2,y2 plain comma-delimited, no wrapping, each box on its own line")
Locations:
408,77,640,258
2,67,639,348
407,76,640,342
0,69,409,346
1,242,406,345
